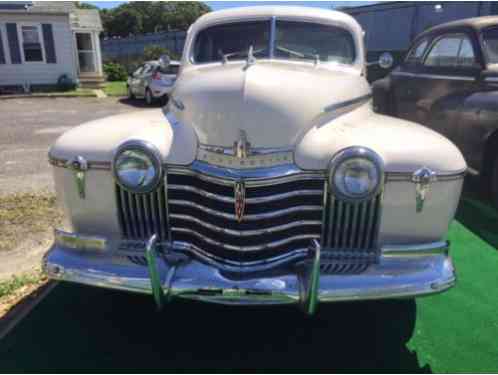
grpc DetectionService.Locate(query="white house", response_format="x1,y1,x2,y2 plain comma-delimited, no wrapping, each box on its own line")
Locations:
0,1,104,91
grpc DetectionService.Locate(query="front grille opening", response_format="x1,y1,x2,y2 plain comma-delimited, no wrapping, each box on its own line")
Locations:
115,168,382,265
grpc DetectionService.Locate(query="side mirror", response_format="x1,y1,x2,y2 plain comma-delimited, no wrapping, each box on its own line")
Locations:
378,52,394,69
159,54,171,70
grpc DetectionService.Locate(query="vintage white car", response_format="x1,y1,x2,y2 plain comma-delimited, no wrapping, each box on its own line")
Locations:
44,6,466,314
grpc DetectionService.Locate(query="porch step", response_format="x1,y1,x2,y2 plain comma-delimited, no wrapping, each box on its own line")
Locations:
79,75,106,89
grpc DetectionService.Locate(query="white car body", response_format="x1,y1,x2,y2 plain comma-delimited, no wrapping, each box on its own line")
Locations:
45,6,466,314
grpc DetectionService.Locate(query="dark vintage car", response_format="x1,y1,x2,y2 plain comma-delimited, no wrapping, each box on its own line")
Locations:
373,16,498,207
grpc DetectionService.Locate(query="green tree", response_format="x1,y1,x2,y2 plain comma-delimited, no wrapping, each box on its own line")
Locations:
99,2,211,37
75,2,99,10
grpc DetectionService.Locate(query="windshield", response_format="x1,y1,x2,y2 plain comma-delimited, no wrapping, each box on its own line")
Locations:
193,21,270,63
274,20,355,64
192,20,356,65
483,27,498,67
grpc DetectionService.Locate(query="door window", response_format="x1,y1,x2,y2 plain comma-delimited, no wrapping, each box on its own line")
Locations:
405,38,428,64
424,35,476,68
76,33,95,73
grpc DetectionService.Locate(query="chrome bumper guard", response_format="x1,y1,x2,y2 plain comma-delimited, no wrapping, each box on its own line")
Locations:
44,230,455,314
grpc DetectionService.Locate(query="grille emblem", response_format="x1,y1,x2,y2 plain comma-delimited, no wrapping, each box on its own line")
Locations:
233,129,251,159
234,181,246,222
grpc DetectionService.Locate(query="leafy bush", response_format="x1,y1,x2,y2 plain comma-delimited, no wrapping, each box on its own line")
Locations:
104,62,128,81
56,74,77,92
143,45,178,61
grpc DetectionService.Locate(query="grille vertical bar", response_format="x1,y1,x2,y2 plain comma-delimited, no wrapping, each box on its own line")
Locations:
322,193,382,253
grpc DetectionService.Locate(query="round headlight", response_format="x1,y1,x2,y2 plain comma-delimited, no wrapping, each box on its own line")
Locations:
329,147,383,201
113,141,162,193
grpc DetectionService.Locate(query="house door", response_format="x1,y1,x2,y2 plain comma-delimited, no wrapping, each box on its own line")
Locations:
76,32,96,74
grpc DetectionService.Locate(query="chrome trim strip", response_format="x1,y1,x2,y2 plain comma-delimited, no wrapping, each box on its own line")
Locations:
168,184,322,204
386,170,466,181
170,214,321,236
169,199,322,221
168,162,325,185
49,156,111,170
382,241,448,257
323,94,372,113
198,144,293,156
391,71,475,81
269,16,276,59
171,227,318,252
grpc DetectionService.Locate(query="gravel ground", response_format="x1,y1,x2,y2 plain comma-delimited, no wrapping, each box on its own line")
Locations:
0,97,147,195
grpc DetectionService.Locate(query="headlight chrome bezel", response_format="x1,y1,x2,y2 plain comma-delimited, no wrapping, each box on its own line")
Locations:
112,140,163,194
329,146,384,202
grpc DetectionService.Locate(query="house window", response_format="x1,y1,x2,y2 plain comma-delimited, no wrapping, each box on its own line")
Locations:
21,25,43,62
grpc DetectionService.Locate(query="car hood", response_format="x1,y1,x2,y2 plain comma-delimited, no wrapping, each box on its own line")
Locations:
171,61,371,148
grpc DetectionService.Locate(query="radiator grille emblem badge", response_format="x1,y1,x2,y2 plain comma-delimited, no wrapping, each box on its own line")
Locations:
233,129,251,159
234,181,246,222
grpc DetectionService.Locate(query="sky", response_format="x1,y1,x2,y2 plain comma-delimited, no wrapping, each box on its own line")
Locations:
85,1,375,11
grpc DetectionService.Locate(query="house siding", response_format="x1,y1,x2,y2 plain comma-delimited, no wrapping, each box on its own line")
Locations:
0,14,77,86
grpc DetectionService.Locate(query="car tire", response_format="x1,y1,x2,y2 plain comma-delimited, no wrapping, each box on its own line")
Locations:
145,88,154,106
490,153,498,209
127,85,135,100
159,95,169,106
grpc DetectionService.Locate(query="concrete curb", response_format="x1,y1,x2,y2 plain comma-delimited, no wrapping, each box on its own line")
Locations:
0,93,98,100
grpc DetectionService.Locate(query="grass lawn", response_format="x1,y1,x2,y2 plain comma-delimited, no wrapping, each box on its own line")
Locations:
407,198,498,373
103,81,127,97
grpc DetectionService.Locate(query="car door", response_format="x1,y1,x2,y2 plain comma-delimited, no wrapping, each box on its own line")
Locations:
129,65,144,96
414,32,482,145
390,37,430,122
138,63,154,96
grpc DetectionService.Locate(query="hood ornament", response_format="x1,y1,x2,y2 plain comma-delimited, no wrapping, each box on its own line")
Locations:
233,130,251,159
234,181,246,223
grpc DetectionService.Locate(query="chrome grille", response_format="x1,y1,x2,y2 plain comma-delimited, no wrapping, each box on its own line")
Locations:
115,167,382,265
116,183,169,242
167,171,324,263
321,190,381,256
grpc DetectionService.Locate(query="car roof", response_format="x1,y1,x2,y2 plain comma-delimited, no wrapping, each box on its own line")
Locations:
418,15,498,39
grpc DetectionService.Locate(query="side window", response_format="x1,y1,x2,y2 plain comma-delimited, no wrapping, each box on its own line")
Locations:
424,35,476,68
458,38,476,67
21,25,43,62
142,64,153,75
405,38,428,64
424,36,461,67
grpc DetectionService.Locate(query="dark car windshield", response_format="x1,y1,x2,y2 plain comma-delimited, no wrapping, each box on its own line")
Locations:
274,20,355,64
193,21,271,63
483,27,498,66
192,20,356,65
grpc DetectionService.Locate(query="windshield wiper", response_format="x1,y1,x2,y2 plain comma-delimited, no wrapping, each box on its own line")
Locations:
218,45,265,64
275,45,320,64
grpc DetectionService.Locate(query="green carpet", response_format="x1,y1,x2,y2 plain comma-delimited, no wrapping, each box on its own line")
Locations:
408,219,498,373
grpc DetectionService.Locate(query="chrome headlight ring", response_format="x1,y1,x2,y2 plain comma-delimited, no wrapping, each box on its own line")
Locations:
328,146,384,202
112,140,163,194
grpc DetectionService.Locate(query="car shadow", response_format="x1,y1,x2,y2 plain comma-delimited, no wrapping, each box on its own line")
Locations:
457,175,498,249
118,97,163,108
0,283,430,373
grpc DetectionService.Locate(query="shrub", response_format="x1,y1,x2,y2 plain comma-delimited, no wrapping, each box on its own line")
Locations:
56,74,77,92
143,45,178,61
104,62,128,81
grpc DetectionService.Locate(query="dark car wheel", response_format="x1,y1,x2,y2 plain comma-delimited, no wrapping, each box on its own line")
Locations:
145,88,154,106
491,153,498,209
127,85,135,100
159,95,169,106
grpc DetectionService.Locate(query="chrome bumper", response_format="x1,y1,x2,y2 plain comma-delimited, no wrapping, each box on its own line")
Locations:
43,234,455,313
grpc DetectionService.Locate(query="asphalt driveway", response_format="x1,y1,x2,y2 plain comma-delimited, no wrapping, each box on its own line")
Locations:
0,97,146,195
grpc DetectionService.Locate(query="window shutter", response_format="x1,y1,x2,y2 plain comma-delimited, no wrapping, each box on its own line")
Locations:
0,28,5,64
6,23,21,64
42,24,56,64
